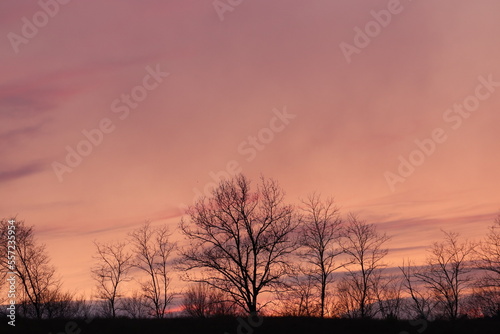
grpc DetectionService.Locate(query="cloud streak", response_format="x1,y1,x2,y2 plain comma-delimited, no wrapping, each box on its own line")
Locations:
0,162,45,183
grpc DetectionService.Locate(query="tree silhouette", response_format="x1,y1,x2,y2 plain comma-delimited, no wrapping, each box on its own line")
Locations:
475,215,500,288
179,174,300,314
182,282,235,317
399,259,437,320
0,218,62,319
340,214,390,318
275,270,320,317
129,221,175,318
91,241,132,318
299,193,343,317
470,215,500,317
415,231,475,320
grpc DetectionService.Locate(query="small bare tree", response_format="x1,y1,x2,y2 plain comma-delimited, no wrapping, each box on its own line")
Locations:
336,275,364,318
415,231,475,320
44,291,91,319
468,216,500,318
299,194,343,317
0,218,62,319
463,280,500,318
275,271,320,317
179,174,300,314
340,214,390,318
182,283,235,318
399,259,437,320
182,283,212,318
91,241,132,318
475,215,500,288
122,291,149,318
372,271,403,319
129,221,175,318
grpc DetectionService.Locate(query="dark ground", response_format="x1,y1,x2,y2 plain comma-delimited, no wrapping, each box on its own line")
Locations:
1,316,499,334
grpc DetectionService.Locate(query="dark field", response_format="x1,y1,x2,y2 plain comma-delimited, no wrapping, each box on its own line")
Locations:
2,317,499,334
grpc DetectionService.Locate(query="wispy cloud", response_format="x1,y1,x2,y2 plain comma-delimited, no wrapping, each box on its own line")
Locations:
0,120,49,143
0,162,45,183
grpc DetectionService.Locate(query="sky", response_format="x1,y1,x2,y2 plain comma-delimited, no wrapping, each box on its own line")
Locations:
1,0,500,297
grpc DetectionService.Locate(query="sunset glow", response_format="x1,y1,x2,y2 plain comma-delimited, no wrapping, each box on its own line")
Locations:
2,0,500,301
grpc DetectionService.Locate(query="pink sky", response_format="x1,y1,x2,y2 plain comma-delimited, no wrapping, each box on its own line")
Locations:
1,0,500,296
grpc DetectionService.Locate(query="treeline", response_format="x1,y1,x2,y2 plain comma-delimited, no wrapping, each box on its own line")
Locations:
1,174,499,321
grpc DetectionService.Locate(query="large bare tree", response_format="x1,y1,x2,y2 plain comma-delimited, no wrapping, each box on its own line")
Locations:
299,194,343,317
0,218,62,319
340,214,390,318
179,174,300,314
415,231,475,320
91,241,132,318
129,221,175,318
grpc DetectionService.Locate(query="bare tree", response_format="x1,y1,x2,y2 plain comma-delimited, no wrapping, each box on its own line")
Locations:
179,174,300,314
471,217,500,319
0,218,61,319
91,241,132,318
372,271,403,319
415,231,475,320
399,259,437,320
129,221,175,318
182,282,235,318
299,194,343,317
340,214,390,318
122,291,149,318
336,275,364,318
44,291,91,319
275,271,320,317
475,215,500,288
463,280,500,318
182,283,212,318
